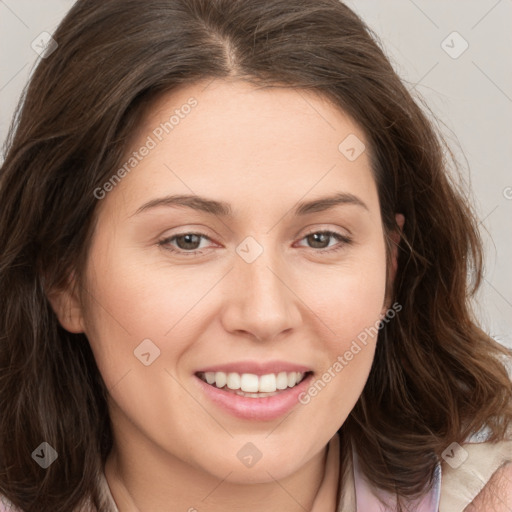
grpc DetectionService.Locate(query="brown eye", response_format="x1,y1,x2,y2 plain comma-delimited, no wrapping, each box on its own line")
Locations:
173,234,203,250
305,232,331,249
158,232,212,255
297,230,352,253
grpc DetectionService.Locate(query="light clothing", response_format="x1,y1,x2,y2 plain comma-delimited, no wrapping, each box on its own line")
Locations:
1,426,511,511
335,425,512,511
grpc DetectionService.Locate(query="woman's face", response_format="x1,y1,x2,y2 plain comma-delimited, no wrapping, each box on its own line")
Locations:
58,79,397,483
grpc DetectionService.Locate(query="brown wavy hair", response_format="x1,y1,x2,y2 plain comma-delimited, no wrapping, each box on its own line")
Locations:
1,0,511,511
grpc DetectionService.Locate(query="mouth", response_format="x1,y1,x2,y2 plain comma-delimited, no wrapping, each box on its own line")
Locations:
195,370,312,398
193,367,315,421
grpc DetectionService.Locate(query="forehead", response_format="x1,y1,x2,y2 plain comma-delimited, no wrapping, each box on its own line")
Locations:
141,78,365,160
101,79,378,222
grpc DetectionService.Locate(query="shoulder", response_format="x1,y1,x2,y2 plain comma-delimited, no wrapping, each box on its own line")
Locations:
439,423,512,512
463,462,512,512
0,495,20,512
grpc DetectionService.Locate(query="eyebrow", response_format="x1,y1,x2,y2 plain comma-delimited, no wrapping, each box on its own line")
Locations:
130,192,369,218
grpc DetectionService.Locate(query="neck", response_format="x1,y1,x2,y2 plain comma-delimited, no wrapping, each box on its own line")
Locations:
104,438,332,512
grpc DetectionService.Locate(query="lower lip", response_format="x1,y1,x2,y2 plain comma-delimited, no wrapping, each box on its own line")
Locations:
194,373,314,421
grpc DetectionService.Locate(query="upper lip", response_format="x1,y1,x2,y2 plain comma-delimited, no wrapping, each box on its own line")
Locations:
195,360,312,376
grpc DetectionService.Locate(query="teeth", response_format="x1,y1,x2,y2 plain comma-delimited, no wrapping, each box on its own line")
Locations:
276,371,288,390
200,371,307,392
240,373,259,392
259,373,276,392
226,372,241,390
215,371,226,388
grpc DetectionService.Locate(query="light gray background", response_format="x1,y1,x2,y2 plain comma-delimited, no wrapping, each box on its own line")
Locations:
1,1,511,347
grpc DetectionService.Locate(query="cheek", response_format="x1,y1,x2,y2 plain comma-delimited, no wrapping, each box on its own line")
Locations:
304,240,388,342
81,270,187,390
295,242,388,422
79,233,187,390
80,252,208,449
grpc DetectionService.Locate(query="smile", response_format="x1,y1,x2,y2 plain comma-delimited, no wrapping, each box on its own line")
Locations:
196,370,309,397
194,369,315,421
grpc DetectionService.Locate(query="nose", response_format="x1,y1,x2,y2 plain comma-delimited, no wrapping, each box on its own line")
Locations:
220,241,303,342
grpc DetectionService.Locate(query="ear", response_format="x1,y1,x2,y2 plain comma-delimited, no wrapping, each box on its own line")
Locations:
45,272,85,333
382,213,405,313
389,213,405,285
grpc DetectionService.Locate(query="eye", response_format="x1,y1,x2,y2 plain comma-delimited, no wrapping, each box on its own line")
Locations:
295,230,352,253
158,232,213,256
157,229,352,257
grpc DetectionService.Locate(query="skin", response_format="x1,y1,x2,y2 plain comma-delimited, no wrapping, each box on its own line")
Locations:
463,463,512,511
49,78,405,511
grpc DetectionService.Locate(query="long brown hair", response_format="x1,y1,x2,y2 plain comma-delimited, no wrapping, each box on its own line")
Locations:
1,1,511,511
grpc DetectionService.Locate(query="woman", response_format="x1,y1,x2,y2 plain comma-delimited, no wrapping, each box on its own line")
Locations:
0,1,511,511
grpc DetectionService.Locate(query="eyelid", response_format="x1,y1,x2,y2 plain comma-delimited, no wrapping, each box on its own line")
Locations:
299,224,352,240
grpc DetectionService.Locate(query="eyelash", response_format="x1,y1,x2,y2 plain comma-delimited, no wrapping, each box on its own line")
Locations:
157,230,352,257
